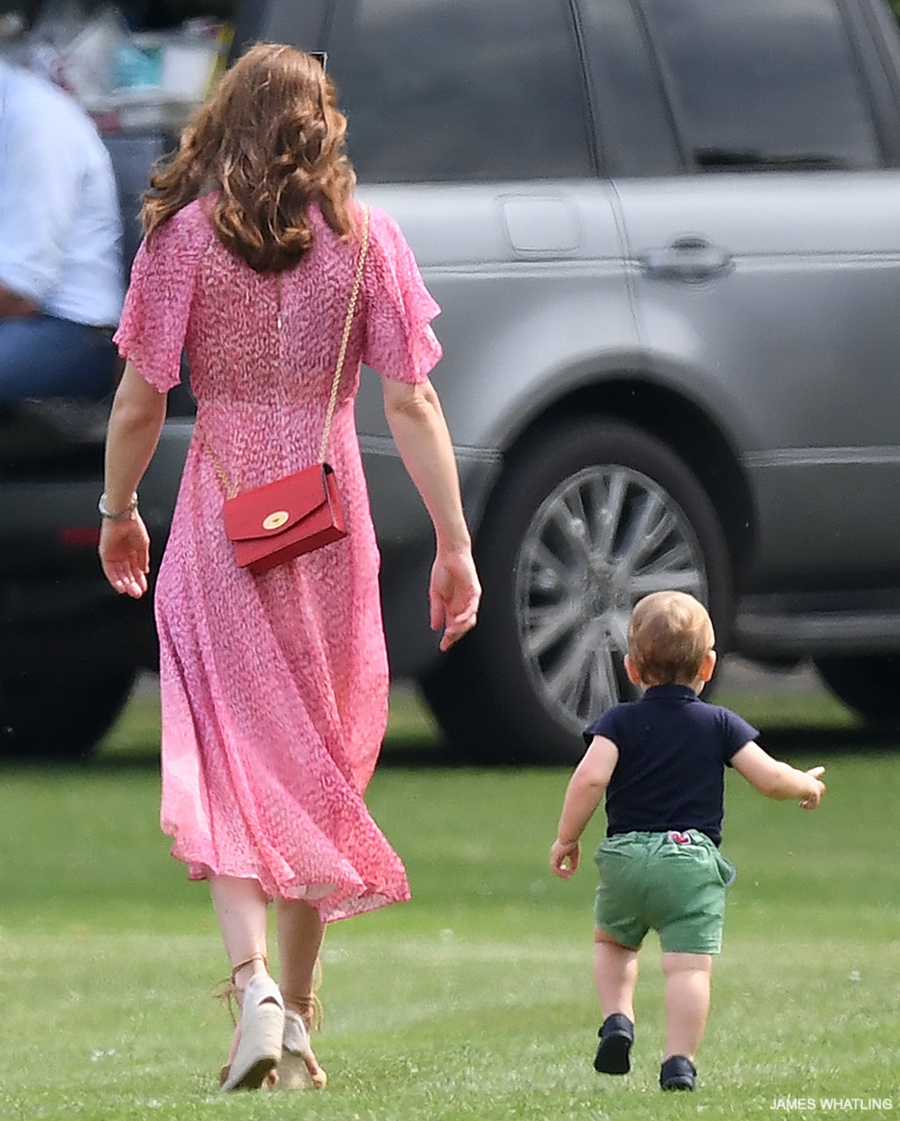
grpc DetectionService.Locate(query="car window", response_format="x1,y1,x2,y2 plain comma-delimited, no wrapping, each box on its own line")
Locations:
328,0,593,182
638,0,882,171
579,0,681,177
231,0,326,55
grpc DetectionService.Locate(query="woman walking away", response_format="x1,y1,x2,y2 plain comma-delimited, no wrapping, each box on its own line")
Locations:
98,43,480,1092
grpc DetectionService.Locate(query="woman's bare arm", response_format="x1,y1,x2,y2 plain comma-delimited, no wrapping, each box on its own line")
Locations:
381,376,480,650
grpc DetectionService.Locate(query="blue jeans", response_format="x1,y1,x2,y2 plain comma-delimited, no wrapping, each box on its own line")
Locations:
0,315,118,404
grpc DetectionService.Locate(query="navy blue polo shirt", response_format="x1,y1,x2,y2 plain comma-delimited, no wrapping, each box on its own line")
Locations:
583,684,758,846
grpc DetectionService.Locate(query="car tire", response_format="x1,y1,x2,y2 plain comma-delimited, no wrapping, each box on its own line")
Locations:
0,667,136,759
814,655,900,729
423,418,733,764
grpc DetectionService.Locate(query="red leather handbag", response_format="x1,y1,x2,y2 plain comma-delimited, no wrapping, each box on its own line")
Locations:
223,462,347,573
200,206,369,574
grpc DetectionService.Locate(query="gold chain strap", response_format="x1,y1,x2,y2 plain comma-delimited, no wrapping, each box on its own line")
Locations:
199,204,371,496
198,425,238,498
319,203,370,463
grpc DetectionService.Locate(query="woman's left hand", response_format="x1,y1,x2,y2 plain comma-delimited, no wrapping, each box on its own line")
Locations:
100,513,151,599
430,547,481,651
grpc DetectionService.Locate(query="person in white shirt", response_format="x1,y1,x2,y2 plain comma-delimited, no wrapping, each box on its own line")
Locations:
0,57,123,402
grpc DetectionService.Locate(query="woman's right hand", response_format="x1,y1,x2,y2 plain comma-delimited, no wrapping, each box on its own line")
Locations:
99,513,151,599
429,547,481,651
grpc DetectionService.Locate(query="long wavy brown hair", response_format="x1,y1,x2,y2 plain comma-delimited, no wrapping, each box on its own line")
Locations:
142,43,356,271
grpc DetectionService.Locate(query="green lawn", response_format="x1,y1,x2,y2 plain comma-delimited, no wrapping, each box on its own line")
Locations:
0,680,896,1120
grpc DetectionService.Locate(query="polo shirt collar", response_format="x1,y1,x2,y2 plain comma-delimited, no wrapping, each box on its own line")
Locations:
643,683,699,702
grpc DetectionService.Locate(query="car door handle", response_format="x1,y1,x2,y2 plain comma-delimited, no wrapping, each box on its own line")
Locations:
640,236,733,281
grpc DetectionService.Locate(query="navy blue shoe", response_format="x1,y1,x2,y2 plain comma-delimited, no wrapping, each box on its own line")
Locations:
593,1013,634,1074
659,1054,697,1090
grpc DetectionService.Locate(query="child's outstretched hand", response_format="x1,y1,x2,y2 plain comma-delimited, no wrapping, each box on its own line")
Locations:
550,838,580,878
800,766,826,810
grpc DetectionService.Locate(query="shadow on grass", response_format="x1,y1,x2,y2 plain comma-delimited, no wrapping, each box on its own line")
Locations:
748,722,900,756
385,724,900,767
2,673,897,773
2,723,896,777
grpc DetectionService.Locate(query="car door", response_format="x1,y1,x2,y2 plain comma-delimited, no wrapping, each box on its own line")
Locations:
587,0,900,588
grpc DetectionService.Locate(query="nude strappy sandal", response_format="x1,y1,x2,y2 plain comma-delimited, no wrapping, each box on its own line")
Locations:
278,993,327,1090
218,956,285,1093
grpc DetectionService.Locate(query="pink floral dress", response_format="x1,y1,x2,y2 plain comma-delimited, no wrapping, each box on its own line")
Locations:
114,199,441,921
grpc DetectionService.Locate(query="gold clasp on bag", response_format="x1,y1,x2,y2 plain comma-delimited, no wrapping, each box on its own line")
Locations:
263,510,290,531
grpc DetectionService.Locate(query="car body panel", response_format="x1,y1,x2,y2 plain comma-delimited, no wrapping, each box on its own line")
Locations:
355,181,637,452
616,170,900,583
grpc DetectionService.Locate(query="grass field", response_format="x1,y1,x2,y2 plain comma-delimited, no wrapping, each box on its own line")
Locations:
0,673,897,1120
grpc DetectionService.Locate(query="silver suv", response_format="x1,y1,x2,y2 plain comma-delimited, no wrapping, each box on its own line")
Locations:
4,0,900,761
314,0,900,761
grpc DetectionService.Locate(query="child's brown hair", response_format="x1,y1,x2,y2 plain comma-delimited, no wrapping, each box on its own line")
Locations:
627,591,714,686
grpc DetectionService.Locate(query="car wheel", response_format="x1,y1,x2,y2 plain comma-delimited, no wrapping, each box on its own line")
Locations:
424,419,733,764
814,655,900,729
0,667,136,759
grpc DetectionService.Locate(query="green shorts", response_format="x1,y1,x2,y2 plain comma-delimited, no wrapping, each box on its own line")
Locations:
593,830,736,954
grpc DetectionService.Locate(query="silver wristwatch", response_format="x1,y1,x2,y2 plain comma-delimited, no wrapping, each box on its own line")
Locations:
98,492,138,521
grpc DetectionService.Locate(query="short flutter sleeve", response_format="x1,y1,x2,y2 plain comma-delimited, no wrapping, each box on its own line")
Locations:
114,203,209,392
362,205,442,384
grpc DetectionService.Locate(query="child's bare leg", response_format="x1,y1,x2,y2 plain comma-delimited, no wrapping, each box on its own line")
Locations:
275,899,327,1088
661,952,712,1060
593,930,638,1019
592,930,638,1074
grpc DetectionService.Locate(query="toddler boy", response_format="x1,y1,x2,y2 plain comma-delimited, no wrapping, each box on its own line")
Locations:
550,590,825,1091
